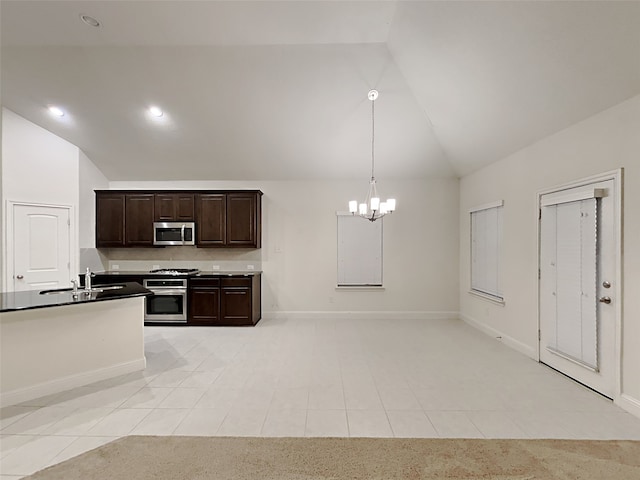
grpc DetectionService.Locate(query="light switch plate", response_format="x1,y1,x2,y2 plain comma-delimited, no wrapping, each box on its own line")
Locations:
152,264,160,270
247,264,255,270
112,264,120,270
212,265,220,270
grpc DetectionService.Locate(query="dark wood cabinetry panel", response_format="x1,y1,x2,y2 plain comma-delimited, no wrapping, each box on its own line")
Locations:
125,194,155,246
195,194,227,246
96,193,125,247
189,286,221,325
154,194,194,222
227,193,260,247
96,190,261,249
188,275,260,326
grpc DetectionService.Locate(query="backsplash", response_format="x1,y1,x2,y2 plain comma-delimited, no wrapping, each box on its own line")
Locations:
97,246,262,272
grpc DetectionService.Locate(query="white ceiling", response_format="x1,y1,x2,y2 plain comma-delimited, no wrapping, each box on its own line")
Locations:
1,1,639,181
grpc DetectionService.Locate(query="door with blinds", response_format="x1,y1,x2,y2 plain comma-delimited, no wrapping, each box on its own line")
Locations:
539,178,617,398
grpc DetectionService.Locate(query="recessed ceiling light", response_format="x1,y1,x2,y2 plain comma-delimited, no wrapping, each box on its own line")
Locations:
48,106,65,117
148,106,164,118
80,14,101,27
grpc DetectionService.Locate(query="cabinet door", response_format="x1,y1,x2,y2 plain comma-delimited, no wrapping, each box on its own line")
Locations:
96,193,125,247
189,287,220,325
155,194,195,221
154,194,176,221
176,194,195,221
195,194,226,246
226,193,260,247
125,194,155,246
221,279,252,325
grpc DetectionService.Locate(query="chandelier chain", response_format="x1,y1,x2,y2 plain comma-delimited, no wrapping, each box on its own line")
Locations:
371,96,375,181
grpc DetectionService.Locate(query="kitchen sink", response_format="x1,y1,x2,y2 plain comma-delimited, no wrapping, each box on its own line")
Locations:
39,285,125,295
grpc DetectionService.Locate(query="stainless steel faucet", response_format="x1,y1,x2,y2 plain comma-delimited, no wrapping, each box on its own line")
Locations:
85,267,93,292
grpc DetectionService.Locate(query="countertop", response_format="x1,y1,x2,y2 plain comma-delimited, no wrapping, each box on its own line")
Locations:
91,270,262,277
0,282,152,313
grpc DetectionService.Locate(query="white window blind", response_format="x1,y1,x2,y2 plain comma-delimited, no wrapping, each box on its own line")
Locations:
470,202,503,300
337,214,382,286
541,198,598,369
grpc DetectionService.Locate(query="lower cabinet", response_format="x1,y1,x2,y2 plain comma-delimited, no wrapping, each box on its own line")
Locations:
188,275,261,326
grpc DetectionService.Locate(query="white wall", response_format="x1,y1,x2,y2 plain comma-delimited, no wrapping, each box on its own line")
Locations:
1,108,109,286
459,95,640,415
108,178,460,317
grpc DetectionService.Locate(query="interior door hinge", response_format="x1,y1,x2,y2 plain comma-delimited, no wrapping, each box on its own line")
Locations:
67,218,71,226
538,208,542,220
538,330,541,341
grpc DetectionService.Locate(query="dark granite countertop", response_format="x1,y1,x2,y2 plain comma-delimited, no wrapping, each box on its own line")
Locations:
0,282,152,314
90,270,262,277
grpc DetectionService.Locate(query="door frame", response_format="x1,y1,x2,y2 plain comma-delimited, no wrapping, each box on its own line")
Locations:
4,201,77,290
536,168,623,401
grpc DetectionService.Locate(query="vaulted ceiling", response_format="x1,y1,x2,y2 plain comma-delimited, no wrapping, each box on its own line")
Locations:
2,1,639,181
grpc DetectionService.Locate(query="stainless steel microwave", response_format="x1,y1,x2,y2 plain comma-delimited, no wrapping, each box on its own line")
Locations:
153,222,196,246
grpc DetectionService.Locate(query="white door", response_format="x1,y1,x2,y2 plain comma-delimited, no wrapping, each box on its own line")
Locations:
13,204,71,291
539,178,617,398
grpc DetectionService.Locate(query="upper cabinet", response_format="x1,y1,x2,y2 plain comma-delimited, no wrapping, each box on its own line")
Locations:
95,190,262,249
195,191,261,248
154,194,194,222
125,194,155,246
96,193,125,247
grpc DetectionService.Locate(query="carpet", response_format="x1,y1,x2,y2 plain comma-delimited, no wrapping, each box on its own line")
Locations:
26,436,640,479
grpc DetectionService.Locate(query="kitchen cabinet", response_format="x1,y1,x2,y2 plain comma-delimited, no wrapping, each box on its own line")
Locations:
95,190,261,249
125,194,155,246
154,194,194,222
195,191,261,248
188,274,261,326
188,278,220,325
195,194,227,246
96,193,125,247
227,193,260,247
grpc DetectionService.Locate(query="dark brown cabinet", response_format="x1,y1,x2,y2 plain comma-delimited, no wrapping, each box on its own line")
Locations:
96,193,125,247
125,194,155,246
195,191,261,248
227,193,260,247
154,194,194,222
195,194,227,246
188,274,261,326
96,190,261,249
188,278,220,325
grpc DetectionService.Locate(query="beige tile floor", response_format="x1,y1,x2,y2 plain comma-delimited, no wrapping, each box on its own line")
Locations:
2,317,640,478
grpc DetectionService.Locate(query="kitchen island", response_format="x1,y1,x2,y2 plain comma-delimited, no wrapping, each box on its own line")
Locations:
0,282,151,406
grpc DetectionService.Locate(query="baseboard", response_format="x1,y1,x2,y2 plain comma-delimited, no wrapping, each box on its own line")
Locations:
459,312,537,360
617,393,640,419
261,311,459,321
0,357,146,407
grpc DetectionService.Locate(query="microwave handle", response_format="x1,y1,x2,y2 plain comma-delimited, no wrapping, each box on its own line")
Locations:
181,224,185,245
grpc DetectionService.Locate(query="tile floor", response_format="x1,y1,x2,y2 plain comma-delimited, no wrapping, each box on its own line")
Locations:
2,317,640,478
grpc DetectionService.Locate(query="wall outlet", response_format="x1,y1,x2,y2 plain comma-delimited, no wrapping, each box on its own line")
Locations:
247,264,255,270
152,264,160,270
212,264,220,270
112,264,120,270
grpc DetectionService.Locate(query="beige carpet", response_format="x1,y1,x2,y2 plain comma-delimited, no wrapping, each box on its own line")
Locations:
27,436,640,479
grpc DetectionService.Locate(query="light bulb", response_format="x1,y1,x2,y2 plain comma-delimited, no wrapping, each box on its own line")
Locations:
349,201,358,213
48,106,65,117
359,203,367,215
370,197,380,211
380,202,388,214
148,106,164,117
386,198,396,212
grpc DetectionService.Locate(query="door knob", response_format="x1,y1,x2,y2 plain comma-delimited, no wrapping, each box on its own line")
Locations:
16,275,24,279
599,296,612,304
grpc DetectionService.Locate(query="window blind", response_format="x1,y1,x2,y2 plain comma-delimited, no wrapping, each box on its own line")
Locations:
337,214,382,286
470,203,503,300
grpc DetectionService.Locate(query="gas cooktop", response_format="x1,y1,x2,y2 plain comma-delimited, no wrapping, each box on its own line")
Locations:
148,268,200,276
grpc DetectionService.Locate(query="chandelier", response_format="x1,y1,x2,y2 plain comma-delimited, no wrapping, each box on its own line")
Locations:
349,89,396,221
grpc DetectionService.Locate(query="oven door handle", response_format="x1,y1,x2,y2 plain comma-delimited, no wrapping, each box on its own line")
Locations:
147,289,187,296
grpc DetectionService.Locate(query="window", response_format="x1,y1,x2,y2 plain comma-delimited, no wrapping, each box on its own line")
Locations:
337,213,382,286
470,201,504,301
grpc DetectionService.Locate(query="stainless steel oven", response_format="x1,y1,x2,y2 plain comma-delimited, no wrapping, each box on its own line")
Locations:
143,278,188,323
153,222,195,246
